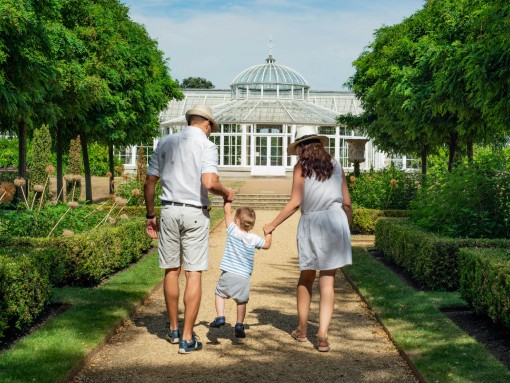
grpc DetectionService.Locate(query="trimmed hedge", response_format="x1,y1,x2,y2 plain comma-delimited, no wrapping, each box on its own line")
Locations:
352,208,410,234
1,218,152,287
375,218,510,290
0,252,51,339
459,248,510,330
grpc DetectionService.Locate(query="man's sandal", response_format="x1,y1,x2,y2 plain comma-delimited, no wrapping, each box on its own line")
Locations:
317,336,330,352
291,328,308,342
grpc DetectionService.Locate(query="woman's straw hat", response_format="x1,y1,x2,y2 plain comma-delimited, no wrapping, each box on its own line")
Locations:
287,126,328,155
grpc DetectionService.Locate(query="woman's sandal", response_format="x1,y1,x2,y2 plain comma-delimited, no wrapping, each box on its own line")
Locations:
317,336,331,352
291,328,308,342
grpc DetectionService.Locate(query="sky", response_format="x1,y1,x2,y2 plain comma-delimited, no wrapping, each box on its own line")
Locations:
121,0,425,91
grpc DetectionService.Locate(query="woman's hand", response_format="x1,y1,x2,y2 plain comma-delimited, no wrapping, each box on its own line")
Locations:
263,223,275,236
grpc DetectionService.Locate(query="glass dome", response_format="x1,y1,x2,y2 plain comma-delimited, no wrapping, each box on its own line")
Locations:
230,56,310,100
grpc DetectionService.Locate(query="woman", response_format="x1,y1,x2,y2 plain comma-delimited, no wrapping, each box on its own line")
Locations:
263,126,352,352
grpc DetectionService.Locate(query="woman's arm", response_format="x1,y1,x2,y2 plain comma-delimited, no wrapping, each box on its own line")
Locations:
264,164,304,234
341,168,352,226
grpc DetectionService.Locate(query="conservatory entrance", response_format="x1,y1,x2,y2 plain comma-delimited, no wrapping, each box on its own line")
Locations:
251,125,286,176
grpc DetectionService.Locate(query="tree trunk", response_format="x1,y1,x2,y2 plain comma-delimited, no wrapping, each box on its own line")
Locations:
108,142,115,195
466,136,474,164
80,131,93,203
56,122,64,202
421,146,428,175
16,120,28,204
447,132,458,172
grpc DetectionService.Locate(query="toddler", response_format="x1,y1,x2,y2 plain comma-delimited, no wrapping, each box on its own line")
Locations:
209,202,272,337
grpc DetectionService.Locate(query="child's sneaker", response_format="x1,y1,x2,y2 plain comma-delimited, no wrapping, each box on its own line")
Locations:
209,316,226,328
165,322,181,344
178,337,203,354
234,323,246,338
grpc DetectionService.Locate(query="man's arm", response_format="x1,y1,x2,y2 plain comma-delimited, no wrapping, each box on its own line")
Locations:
202,172,235,202
144,174,159,239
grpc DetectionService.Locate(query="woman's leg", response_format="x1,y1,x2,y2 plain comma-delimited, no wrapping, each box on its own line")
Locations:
317,269,337,340
296,270,316,335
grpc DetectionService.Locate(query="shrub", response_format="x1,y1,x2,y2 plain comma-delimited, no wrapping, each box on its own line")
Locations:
88,143,124,176
375,218,510,290
459,248,510,330
412,151,510,239
352,208,410,234
28,125,53,206
0,252,51,339
0,218,152,287
65,136,82,201
0,138,19,168
347,166,420,210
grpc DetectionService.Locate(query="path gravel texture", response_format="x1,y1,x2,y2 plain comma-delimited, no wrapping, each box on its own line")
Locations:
72,207,418,383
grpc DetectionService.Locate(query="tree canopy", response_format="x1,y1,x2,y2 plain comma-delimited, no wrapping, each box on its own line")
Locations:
180,76,215,89
345,0,510,172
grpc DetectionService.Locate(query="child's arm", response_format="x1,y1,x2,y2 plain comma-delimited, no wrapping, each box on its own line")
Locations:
224,201,234,227
261,232,272,249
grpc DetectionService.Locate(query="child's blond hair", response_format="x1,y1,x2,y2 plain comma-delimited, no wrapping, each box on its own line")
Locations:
235,206,256,231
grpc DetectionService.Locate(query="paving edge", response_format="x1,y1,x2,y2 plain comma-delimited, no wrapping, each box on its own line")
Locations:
62,219,226,382
61,248,164,383
341,268,427,383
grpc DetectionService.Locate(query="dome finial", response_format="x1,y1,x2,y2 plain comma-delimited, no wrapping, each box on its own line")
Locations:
266,37,276,63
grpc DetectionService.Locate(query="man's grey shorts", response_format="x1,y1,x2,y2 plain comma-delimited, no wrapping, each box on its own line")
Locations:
215,271,250,304
158,205,210,271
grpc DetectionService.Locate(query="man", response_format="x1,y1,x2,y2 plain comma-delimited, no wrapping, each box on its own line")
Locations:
144,104,235,354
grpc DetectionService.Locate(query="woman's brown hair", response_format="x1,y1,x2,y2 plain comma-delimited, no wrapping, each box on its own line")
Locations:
298,140,334,181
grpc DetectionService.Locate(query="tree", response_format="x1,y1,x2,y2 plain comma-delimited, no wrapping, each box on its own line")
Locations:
0,0,60,200
180,76,215,89
56,0,181,202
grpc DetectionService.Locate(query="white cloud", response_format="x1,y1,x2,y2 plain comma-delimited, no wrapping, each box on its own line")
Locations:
126,1,424,90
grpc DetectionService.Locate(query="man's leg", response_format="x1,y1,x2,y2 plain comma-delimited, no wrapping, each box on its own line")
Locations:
164,267,181,331
181,270,202,341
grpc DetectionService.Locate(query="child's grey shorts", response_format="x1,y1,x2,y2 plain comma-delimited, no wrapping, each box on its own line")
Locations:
215,271,250,304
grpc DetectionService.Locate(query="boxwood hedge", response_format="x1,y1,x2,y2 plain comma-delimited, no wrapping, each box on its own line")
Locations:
375,218,510,290
459,247,510,330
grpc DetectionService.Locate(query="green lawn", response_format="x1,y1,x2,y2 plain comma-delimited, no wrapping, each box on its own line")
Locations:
343,247,510,383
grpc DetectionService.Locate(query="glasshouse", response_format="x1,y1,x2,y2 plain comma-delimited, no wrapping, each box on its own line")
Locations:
119,55,414,176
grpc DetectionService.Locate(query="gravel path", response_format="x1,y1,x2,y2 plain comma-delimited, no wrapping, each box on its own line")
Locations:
72,210,418,383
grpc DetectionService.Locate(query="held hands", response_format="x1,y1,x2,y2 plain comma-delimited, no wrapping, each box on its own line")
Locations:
146,218,159,239
224,187,236,203
263,223,275,236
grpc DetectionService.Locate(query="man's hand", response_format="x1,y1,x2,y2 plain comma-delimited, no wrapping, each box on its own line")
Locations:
146,218,159,239
224,187,235,203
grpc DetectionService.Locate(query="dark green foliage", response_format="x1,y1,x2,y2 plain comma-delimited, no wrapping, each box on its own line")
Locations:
0,252,51,339
180,76,215,89
459,248,510,330
412,151,510,238
375,218,510,290
347,167,421,210
352,208,410,234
